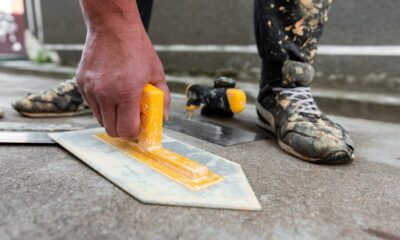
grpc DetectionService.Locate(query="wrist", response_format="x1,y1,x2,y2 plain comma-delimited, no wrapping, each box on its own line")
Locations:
86,12,144,34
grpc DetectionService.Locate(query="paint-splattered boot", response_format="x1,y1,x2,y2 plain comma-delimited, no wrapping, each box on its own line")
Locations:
256,61,355,164
12,79,91,117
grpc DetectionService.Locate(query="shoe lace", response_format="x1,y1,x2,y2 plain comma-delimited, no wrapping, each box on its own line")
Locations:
272,87,321,116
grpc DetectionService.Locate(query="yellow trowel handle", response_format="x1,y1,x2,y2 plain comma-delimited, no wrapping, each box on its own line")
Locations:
96,83,224,191
138,84,164,150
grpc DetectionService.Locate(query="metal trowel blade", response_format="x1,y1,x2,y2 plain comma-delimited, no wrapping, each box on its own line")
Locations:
0,131,55,144
164,116,267,146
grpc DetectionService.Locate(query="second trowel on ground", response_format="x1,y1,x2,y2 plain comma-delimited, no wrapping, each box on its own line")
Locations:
164,77,267,146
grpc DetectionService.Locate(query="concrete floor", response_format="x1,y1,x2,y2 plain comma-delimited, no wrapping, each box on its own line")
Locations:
1,72,400,240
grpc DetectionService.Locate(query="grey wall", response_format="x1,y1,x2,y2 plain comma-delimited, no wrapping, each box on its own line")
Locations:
40,0,85,44
149,0,254,45
150,0,400,45
27,0,400,93
37,0,400,45
322,1,400,45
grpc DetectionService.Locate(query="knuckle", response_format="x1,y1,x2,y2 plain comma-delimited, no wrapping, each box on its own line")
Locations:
118,91,138,104
76,76,83,84
119,90,133,100
76,75,85,89
84,86,93,97
93,85,109,99
154,72,165,82
152,66,165,79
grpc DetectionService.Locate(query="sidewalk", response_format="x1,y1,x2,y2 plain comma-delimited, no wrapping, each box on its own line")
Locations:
0,72,400,239
1,61,400,123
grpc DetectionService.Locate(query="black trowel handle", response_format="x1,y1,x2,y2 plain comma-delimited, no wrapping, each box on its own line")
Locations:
213,76,236,88
185,78,246,116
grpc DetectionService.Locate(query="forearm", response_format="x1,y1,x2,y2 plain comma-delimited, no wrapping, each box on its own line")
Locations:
79,0,143,32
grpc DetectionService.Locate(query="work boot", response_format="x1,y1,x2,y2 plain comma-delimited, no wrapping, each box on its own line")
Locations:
12,79,91,117
0,108,3,118
256,61,355,164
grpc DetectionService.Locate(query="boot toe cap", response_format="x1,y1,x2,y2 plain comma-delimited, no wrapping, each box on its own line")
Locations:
281,130,355,164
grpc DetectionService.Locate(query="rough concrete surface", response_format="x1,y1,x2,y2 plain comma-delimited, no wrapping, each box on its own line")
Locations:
1,73,400,240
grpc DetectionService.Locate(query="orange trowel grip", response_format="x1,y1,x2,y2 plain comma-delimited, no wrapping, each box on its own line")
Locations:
138,84,164,150
96,84,224,191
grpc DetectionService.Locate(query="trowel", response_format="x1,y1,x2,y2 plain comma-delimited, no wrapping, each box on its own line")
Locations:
50,84,261,210
164,77,268,146
0,122,92,145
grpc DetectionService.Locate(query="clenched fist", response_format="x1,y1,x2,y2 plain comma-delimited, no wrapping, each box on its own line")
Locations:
76,27,170,140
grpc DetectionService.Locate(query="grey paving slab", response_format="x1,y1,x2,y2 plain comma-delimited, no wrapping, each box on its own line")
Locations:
1,73,400,240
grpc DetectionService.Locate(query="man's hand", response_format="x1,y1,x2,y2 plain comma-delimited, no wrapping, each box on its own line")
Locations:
76,0,170,140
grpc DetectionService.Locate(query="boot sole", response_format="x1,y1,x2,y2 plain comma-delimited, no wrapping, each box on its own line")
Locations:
18,109,92,118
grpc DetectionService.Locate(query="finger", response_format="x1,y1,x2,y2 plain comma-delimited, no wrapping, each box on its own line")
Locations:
153,81,171,121
85,90,103,126
75,75,88,102
98,101,118,137
116,101,141,140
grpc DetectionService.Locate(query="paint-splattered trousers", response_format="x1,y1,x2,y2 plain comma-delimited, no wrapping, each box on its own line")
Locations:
136,0,332,86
